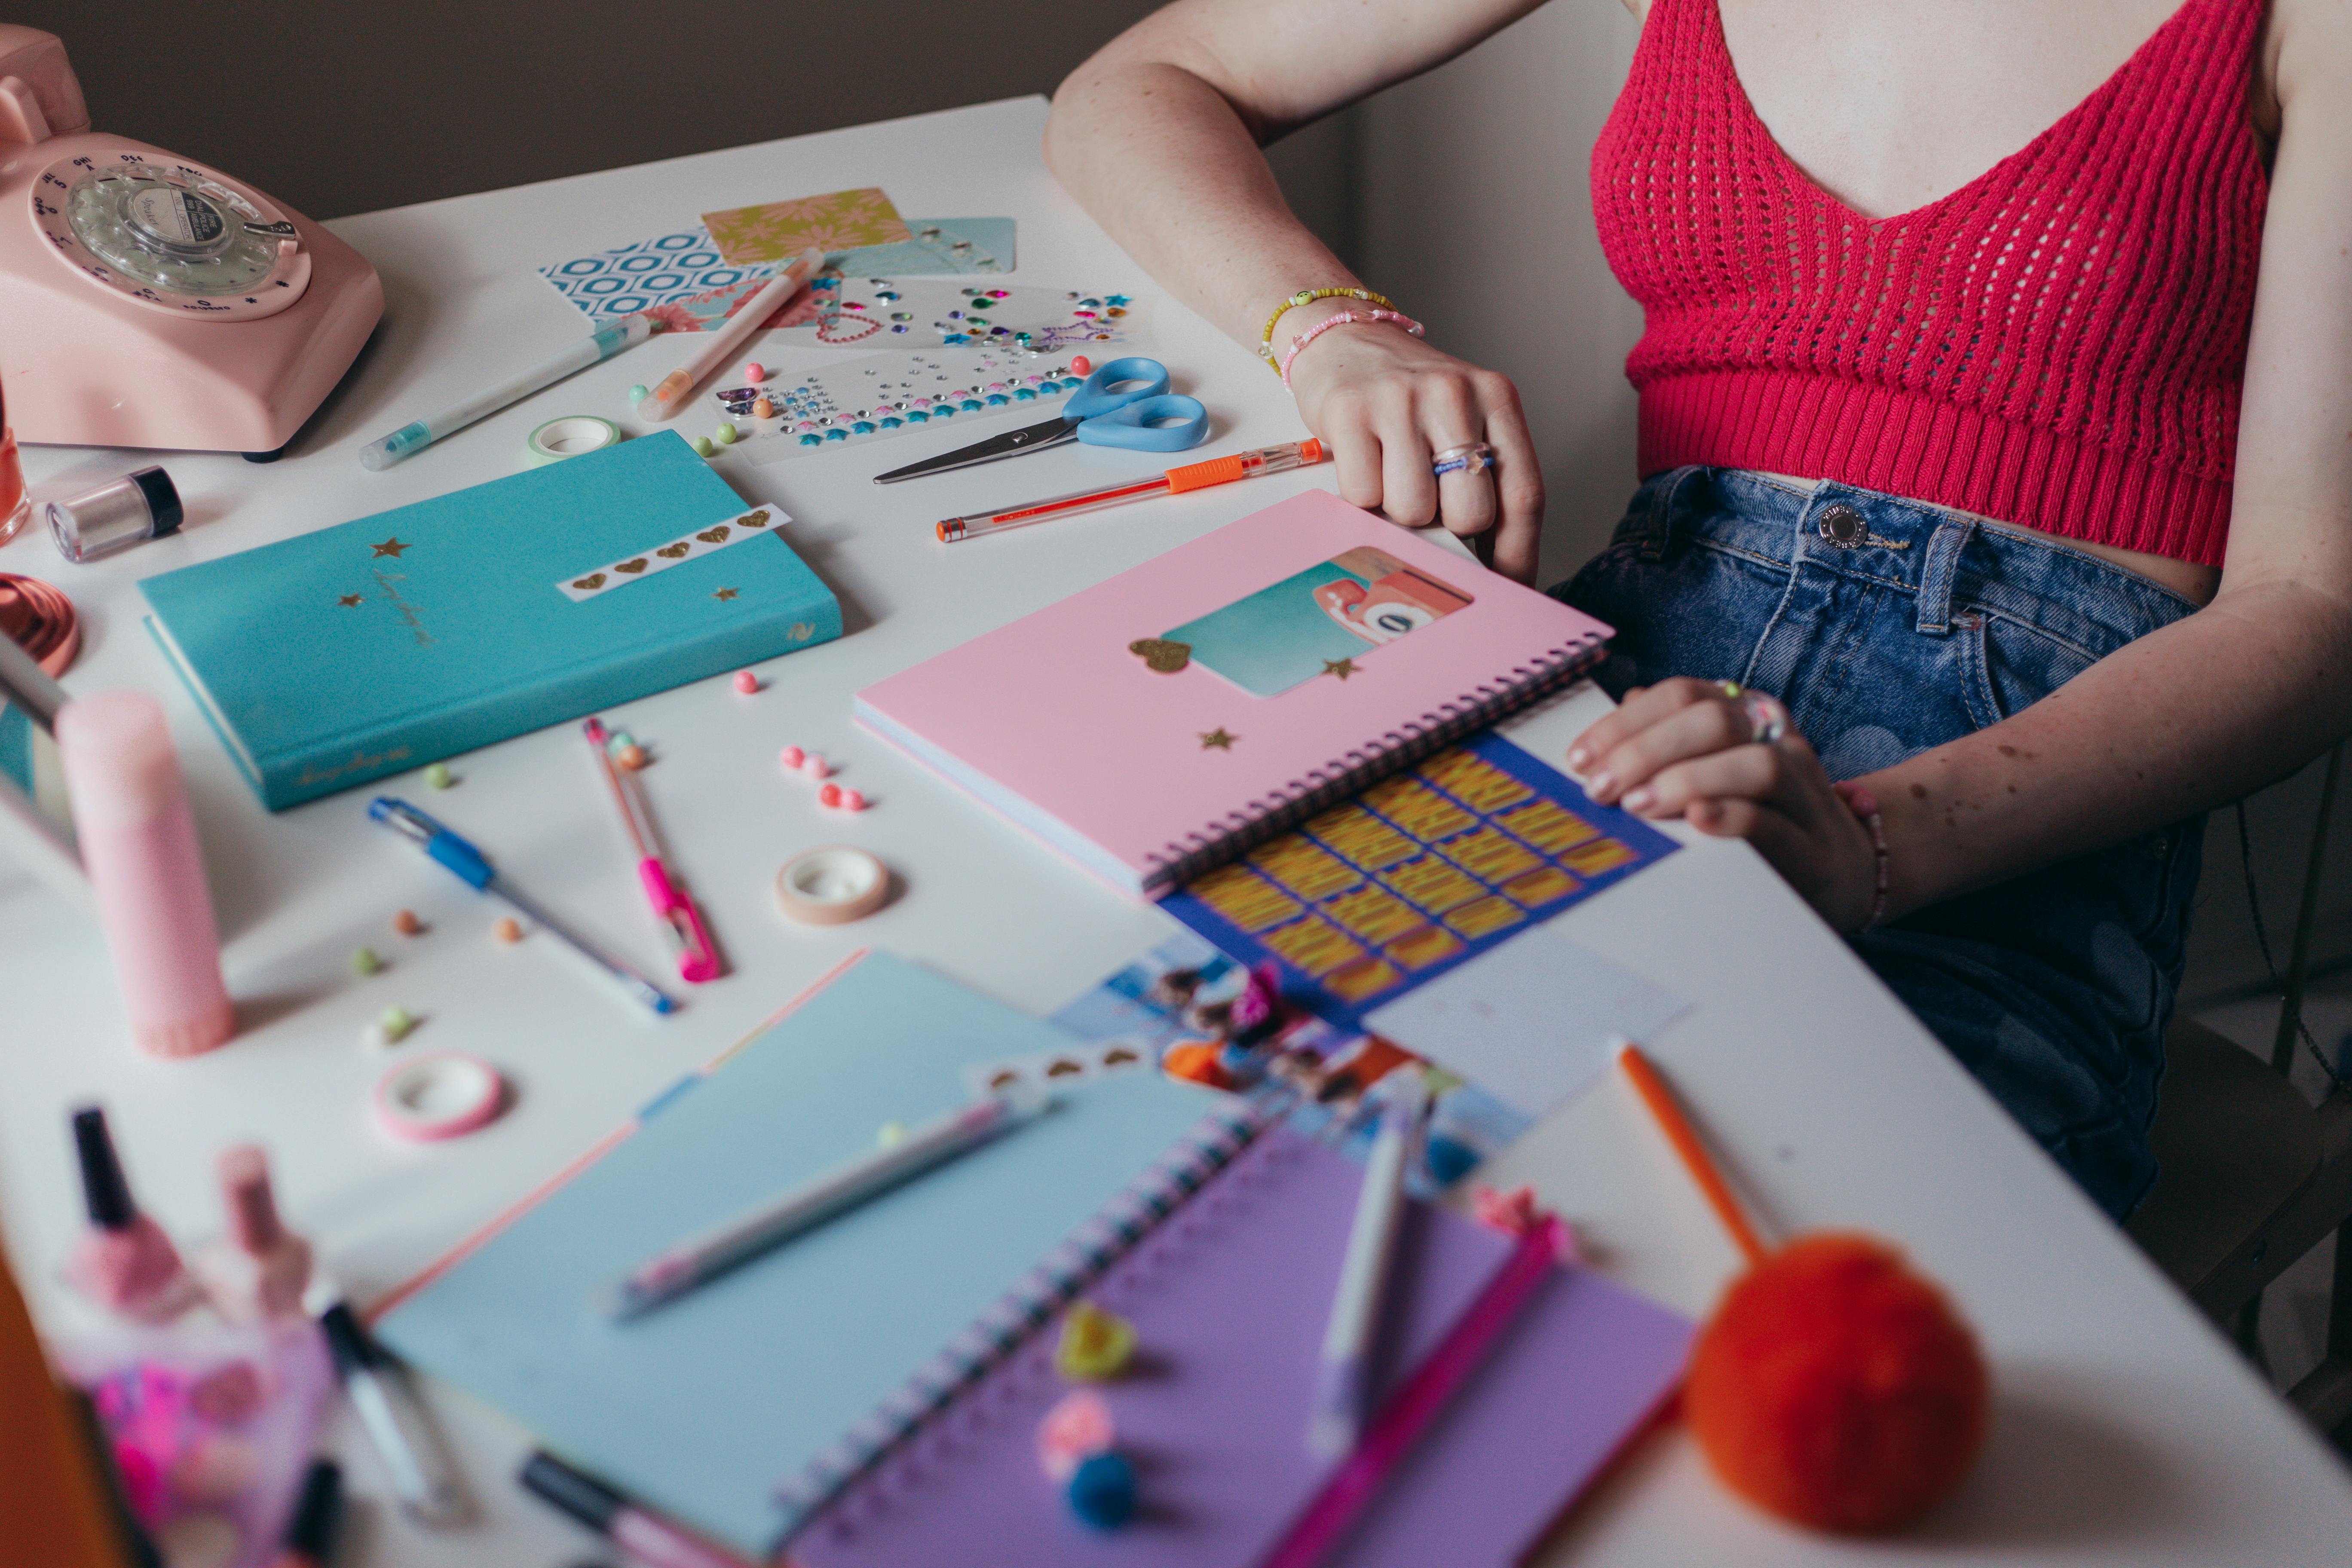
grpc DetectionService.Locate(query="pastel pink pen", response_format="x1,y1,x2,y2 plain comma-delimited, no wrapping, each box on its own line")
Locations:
55,691,234,1057
196,1144,312,1323
63,1105,199,1323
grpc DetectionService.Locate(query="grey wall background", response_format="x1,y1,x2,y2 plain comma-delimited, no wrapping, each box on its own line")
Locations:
12,0,2339,1005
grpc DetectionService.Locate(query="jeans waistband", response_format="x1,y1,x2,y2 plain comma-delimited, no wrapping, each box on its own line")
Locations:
1627,466,2202,654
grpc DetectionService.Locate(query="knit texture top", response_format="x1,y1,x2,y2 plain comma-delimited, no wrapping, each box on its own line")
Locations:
1591,0,2269,566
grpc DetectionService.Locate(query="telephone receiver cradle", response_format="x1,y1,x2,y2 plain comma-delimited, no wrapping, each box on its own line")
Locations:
0,25,383,459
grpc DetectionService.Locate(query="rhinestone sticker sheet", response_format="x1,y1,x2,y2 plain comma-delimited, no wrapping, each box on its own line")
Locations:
1161,733,1680,1027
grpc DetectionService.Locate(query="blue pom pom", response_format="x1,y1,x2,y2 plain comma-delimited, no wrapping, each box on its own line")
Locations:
1423,1133,1479,1187
1066,1451,1136,1531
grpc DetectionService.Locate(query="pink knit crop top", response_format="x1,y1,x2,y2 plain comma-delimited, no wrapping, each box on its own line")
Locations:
1591,0,2269,566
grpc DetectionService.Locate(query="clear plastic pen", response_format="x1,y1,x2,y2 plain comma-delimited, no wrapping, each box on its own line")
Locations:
359,312,657,470
934,439,1326,542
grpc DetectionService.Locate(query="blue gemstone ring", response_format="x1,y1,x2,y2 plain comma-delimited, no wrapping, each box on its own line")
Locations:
1431,441,1494,478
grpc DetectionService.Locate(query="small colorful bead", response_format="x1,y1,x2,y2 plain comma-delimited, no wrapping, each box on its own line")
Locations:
492,917,523,945
349,946,382,977
691,436,715,457
734,670,760,694
819,782,843,808
1036,1390,1116,1483
423,762,454,790
802,752,829,780
714,423,738,445
392,909,423,937
743,362,766,383
617,744,649,770
778,744,805,769
628,384,648,403
378,1005,415,1044
1066,1452,1136,1531
841,788,867,812
1054,1302,1137,1382
1070,355,1093,376
752,398,775,419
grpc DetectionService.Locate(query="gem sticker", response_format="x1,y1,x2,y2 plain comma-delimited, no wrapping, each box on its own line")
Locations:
557,507,787,603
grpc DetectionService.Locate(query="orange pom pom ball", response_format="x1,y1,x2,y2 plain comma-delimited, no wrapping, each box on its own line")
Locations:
1684,1233,1988,1534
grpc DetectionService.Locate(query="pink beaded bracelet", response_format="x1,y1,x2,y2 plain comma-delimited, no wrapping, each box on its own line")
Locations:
1832,780,1890,929
1277,308,1427,388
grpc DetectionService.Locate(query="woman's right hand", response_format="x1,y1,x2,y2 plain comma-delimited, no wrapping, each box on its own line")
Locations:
1281,324,1546,582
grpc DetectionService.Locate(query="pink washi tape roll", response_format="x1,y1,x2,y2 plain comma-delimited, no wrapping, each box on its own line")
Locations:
374,1053,505,1142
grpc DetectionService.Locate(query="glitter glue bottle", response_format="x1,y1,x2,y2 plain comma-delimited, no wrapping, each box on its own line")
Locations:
63,1106,199,1323
55,691,234,1058
196,1144,312,1322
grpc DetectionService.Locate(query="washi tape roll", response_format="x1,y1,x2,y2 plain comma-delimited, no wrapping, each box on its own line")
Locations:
526,415,622,466
374,1052,506,1141
775,845,890,925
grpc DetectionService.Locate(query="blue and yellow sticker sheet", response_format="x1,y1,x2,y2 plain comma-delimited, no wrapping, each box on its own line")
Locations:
1163,732,1677,1026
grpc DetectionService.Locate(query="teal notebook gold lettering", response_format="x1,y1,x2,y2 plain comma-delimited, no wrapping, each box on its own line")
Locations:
138,432,839,809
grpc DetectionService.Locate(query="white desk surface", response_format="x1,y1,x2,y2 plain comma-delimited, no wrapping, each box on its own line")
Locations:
3,95,2346,1567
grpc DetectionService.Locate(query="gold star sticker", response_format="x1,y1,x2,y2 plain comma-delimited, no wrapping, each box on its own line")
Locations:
713,588,739,602
336,593,363,607
371,537,408,558
1322,658,1358,680
1199,727,1237,750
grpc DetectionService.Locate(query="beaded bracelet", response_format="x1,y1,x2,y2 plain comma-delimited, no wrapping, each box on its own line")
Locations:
1277,308,1427,388
1832,781,1891,929
1258,287,1403,367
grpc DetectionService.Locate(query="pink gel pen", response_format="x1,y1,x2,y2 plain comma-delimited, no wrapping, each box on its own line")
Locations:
582,719,720,983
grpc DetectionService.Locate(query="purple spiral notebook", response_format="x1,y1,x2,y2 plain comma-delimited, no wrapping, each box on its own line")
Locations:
790,1129,1690,1568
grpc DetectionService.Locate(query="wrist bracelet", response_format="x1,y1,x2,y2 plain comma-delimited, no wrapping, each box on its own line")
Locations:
1277,308,1427,388
1832,781,1890,929
1259,287,1402,366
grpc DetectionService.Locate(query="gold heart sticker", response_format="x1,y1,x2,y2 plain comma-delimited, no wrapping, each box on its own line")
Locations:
1102,1046,1139,1066
573,573,607,591
612,558,648,574
697,526,732,545
1128,637,1192,674
739,510,771,528
656,542,691,559
1045,1058,1086,1078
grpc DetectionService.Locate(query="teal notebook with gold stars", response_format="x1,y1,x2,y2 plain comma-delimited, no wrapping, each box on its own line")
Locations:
138,432,840,810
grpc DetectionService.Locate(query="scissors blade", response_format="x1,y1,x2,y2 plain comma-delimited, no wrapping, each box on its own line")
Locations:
871,416,1075,484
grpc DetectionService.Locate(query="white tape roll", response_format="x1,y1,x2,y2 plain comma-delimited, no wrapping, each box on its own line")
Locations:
775,845,890,925
527,415,622,466
374,1053,506,1141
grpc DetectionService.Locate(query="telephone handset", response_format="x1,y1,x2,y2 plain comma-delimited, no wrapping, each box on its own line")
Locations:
0,26,382,459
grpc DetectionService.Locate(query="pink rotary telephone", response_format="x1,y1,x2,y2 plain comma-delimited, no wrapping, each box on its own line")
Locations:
0,26,381,459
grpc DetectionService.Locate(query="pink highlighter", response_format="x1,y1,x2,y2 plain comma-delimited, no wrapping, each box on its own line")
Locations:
55,690,235,1057
64,1105,199,1322
196,1144,312,1323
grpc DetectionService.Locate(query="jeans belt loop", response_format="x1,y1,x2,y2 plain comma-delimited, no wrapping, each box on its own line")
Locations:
1916,516,1978,636
1640,465,1705,564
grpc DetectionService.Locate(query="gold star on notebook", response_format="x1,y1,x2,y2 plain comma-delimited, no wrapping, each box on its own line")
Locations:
1322,658,1358,680
336,594,363,608
1199,727,1237,750
713,588,739,602
371,537,409,558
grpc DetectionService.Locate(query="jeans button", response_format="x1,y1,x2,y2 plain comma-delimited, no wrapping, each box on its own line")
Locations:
1817,503,1866,546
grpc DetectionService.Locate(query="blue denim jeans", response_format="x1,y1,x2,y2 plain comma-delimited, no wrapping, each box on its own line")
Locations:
1555,468,2206,1219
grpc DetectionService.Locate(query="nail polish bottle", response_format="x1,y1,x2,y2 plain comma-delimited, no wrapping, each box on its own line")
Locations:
54,690,234,1058
196,1144,312,1323
63,1106,198,1323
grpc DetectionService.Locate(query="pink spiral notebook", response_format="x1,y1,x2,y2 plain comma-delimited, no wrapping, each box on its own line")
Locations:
853,490,1612,896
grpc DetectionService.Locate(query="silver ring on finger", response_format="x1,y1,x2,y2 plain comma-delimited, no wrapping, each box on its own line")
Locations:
1431,441,1494,478
1737,691,1786,746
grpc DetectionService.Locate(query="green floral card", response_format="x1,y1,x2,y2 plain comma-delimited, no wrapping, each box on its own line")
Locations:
701,187,909,263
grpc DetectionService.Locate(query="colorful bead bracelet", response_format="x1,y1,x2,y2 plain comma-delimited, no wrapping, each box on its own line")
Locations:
1258,286,1404,367
1277,308,1427,388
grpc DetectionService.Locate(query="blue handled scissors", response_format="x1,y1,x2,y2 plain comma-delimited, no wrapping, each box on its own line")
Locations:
871,356,1209,484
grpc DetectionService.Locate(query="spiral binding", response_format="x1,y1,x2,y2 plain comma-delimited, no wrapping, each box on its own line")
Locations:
1139,629,1611,894
770,1102,1268,1543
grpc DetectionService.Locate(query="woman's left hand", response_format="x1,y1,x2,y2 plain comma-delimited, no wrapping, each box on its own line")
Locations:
1568,678,1883,933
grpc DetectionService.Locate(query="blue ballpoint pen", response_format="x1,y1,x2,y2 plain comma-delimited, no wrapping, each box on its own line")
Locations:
368,798,678,1015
